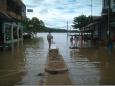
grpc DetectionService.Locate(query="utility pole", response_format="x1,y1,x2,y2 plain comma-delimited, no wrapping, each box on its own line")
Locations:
67,21,69,36
107,0,111,39
91,0,92,17
90,0,93,22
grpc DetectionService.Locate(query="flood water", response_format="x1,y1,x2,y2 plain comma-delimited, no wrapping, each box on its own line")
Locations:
0,33,115,85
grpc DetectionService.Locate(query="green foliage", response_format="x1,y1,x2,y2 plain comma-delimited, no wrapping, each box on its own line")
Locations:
22,17,67,33
22,17,45,33
22,18,31,32
44,27,67,33
72,15,91,30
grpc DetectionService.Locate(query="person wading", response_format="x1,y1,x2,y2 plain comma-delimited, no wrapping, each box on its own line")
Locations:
47,32,53,49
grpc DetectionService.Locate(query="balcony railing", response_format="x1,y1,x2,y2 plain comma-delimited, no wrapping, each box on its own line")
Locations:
6,0,26,20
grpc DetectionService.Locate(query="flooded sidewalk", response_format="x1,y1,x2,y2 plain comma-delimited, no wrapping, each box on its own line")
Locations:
65,40,115,85
0,33,115,85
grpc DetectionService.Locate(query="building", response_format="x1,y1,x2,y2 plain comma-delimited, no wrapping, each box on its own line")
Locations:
0,0,26,44
102,0,115,40
81,0,115,41
80,16,102,41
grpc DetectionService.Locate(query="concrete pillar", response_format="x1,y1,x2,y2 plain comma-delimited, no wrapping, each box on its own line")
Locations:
11,23,14,42
3,23,6,43
17,26,19,40
21,26,23,40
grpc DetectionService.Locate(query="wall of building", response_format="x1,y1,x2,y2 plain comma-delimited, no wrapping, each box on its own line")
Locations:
6,0,26,20
111,0,115,12
0,0,26,44
102,0,115,13
0,0,7,13
102,0,109,9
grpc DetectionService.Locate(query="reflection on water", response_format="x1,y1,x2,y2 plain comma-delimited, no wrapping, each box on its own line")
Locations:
68,46,115,85
0,33,115,85
67,49,100,85
0,34,48,86
0,42,25,86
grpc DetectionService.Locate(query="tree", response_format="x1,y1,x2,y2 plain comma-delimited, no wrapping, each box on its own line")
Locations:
39,20,45,31
22,17,45,34
31,17,40,34
31,17,46,33
22,18,31,32
72,15,89,30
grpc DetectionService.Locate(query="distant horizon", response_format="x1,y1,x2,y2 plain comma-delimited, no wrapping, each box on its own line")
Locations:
22,0,102,29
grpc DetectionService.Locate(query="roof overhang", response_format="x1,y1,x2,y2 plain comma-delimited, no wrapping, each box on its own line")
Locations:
0,12,23,22
0,12,12,21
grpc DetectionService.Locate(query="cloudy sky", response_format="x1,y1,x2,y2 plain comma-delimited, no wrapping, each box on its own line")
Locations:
22,0,102,29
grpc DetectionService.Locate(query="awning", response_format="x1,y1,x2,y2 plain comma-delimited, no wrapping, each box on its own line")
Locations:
86,21,101,28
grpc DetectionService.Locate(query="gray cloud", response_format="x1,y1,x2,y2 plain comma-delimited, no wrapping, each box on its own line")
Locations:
26,4,38,8
23,0,102,29
39,9,48,14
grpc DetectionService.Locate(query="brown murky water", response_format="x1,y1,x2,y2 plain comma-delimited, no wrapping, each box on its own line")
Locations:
0,33,115,85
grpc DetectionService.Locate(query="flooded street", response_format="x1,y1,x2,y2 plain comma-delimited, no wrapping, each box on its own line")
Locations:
0,33,115,85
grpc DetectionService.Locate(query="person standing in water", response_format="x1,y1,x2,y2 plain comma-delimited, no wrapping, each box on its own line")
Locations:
73,35,78,48
70,35,73,48
47,32,53,49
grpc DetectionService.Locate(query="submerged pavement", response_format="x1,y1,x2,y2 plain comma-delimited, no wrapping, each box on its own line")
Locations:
0,33,115,85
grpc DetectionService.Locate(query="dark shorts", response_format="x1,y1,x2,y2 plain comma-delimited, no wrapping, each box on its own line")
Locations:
48,39,51,44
